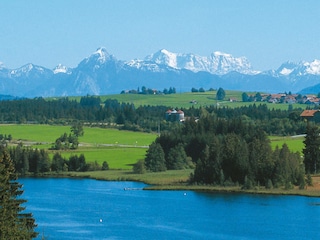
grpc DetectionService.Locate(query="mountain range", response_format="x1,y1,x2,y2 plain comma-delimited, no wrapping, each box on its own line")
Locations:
1,47,320,98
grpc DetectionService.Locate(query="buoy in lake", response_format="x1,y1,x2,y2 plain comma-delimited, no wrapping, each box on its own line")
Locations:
99,219,103,223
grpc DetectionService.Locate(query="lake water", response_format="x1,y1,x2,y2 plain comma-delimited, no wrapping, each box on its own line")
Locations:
20,178,320,240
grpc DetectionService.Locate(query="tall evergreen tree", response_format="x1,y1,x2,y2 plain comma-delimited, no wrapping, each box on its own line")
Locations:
145,142,166,172
216,87,226,100
166,143,189,170
0,147,38,239
242,92,249,102
303,123,320,174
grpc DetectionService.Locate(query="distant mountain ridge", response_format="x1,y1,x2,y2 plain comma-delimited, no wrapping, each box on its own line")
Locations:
0,47,320,97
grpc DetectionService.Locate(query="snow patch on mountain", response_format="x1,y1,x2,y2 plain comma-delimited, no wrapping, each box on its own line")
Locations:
126,59,164,72
305,59,320,75
53,64,71,74
279,68,294,75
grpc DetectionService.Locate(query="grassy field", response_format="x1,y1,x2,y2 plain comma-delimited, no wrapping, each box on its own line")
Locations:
103,91,305,110
270,135,305,154
67,91,306,110
0,124,157,169
0,124,155,146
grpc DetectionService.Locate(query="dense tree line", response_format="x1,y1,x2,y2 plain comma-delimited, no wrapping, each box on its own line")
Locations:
121,86,176,95
186,104,305,136
0,146,38,239
0,96,307,135
145,115,306,189
0,96,171,132
5,144,108,174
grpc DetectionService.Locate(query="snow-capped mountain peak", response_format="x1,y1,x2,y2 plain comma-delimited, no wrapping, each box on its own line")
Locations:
53,64,71,74
209,51,253,74
143,49,255,74
277,60,320,76
94,47,108,56
92,47,113,63
76,47,119,71
10,63,45,75
144,49,178,68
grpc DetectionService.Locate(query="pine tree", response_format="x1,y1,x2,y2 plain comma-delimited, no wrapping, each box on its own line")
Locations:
216,87,226,100
0,147,38,239
166,143,188,170
145,142,166,172
303,123,320,174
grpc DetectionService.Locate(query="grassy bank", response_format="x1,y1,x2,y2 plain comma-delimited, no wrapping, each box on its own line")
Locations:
56,170,320,197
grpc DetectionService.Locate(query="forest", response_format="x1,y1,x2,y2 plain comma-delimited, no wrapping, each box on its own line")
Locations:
149,115,307,189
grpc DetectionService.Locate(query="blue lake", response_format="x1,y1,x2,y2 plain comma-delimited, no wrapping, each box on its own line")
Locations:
20,178,320,240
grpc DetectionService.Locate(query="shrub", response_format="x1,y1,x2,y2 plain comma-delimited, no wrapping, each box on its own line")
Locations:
133,160,146,174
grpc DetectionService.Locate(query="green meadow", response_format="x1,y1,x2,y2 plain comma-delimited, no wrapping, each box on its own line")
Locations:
67,90,305,110
0,124,157,169
104,91,304,110
270,135,305,154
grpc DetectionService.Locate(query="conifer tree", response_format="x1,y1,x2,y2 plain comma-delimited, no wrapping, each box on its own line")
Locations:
303,123,320,174
0,147,38,239
145,142,166,172
216,87,226,100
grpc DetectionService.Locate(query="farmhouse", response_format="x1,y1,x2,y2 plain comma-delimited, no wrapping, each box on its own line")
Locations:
300,110,320,123
165,109,185,122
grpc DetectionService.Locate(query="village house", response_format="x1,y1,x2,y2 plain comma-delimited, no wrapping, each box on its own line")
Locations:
304,98,320,105
300,109,320,123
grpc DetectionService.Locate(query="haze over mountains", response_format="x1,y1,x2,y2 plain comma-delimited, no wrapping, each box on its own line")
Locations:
1,47,320,98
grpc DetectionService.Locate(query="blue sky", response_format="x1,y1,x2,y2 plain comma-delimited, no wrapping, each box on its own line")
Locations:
0,0,319,71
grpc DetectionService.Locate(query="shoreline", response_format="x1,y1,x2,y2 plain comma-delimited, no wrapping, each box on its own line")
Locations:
144,184,320,197
20,170,320,198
